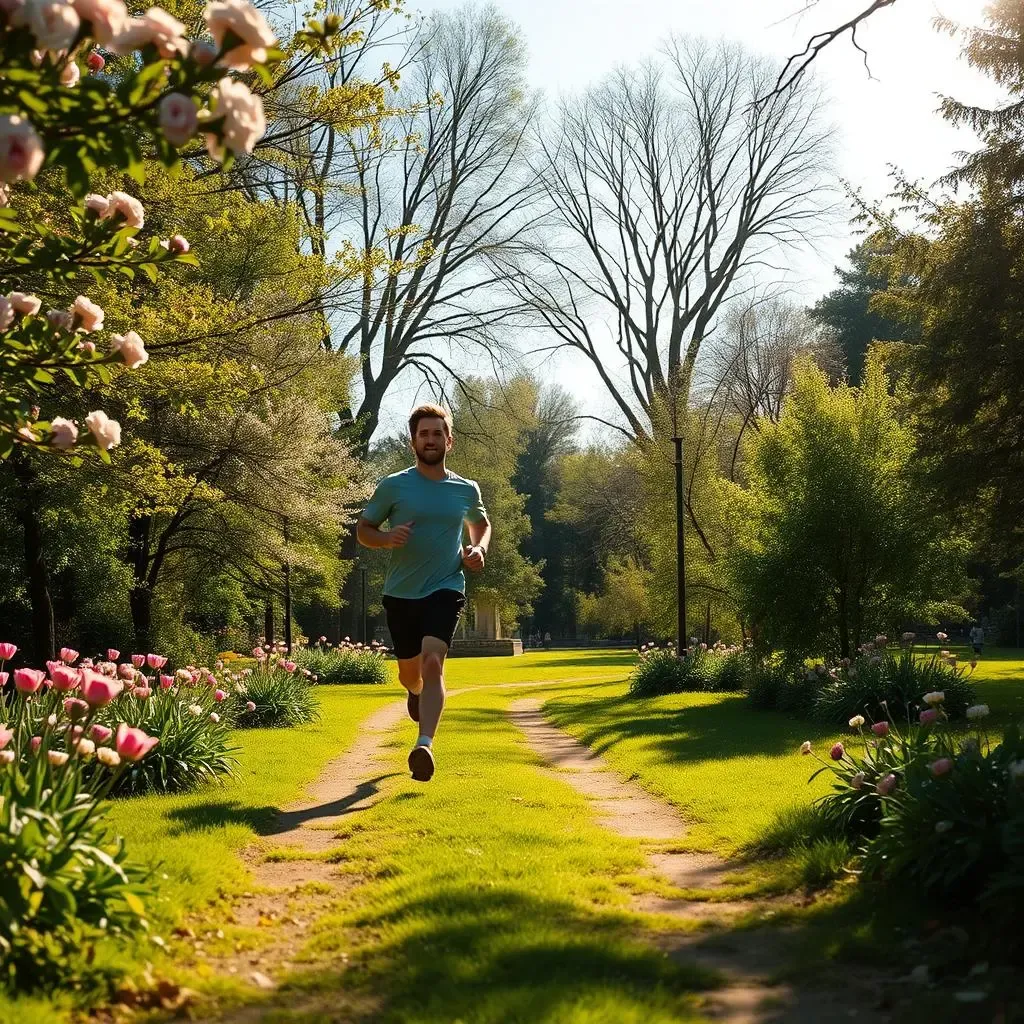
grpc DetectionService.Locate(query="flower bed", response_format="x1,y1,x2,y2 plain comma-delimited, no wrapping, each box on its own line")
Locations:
628,641,751,697
292,636,391,686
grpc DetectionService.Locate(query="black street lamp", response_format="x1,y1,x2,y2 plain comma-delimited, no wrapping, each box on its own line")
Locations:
672,432,686,655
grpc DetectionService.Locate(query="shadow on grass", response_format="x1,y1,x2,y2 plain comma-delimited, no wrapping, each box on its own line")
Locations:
543,691,838,762
519,653,635,670
276,884,722,1023
164,773,403,837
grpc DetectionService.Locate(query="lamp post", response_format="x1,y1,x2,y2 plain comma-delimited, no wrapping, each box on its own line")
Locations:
282,516,292,654
672,432,686,655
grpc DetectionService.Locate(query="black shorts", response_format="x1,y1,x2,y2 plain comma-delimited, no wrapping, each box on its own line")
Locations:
382,589,466,661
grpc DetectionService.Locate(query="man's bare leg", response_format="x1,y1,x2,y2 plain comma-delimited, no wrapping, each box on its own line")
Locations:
408,636,448,781
397,657,423,722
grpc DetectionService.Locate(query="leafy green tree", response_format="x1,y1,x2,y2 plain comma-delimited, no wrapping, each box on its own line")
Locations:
807,239,912,385
729,356,967,661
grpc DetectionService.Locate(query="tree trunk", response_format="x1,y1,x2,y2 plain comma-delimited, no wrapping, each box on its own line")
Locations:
12,455,54,664
127,514,153,651
836,587,850,659
264,602,275,645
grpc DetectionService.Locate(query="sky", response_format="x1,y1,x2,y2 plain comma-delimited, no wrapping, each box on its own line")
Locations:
372,0,1000,439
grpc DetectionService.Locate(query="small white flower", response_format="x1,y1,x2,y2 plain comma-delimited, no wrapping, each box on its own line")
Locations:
48,750,70,766
848,715,865,729
97,747,121,767
800,740,812,755
188,703,203,716
209,711,220,723
966,705,990,720
923,691,945,706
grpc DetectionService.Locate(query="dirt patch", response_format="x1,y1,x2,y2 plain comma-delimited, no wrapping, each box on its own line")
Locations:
510,697,889,1023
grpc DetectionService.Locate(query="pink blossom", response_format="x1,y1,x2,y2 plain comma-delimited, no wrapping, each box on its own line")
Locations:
245,700,256,712
191,38,218,63
110,7,187,58
0,115,45,184
830,742,845,761
876,773,897,796
64,697,89,720
30,736,42,753
213,689,226,702
159,674,174,689
117,663,135,680
103,190,144,229
107,648,120,661
72,0,128,44
59,60,80,87
14,667,46,693
130,654,145,668
90,723,112,742
0,296,12,331
110,330,148,369
158,92,198,146
146,653,167,670
59,646,79,664
0,726,13,750
0,750,15,766
0,642,17,660
28,0,80,51
169,234,189,253
133,685,152,699
0,672,7,686
84,410,121,450
7,292,41,317
929,758,953,777
80,668,123,706
78,340,96,355
84,193,110,216
871,721,890,738
47,308,74,333
919,708,939,726
204,0,276,70
209,711,220,723
71,295,104,333
87,49,105,71
282,660,297,673
937,632,948,641
50,665,80,691
206,78,266,161
115,722,159,761
50,417,79,449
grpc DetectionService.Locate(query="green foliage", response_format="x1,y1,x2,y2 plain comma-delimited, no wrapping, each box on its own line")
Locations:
811,645,977,726
729,356,967,662
628,643,750,697
293,642,391,686
232,662,319,729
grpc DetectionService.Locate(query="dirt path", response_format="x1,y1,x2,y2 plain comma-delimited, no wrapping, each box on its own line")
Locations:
509,697,888,1024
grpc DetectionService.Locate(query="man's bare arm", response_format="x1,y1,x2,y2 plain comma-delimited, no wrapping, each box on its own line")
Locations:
462,516,491,572
356,518,412,551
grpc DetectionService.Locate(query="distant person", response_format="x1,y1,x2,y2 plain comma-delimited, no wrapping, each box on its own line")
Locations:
543,631,552,649
357,404,491,783
969,624,985,656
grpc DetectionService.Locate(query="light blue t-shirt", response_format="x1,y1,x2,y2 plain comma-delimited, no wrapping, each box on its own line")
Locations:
361,467,488,600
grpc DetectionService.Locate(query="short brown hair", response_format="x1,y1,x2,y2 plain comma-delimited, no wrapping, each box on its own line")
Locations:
409,403,452,438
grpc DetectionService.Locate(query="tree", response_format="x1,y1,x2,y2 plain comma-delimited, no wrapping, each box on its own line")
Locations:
518,38,831,441
331,5,540,449
729,355,966,662
576,556,653,642
807,239,911,385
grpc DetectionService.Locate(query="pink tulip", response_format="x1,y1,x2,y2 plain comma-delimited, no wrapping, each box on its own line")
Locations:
50,665,80,691
246,701,256,712
107,648,120,661
0,643,17,660
59,647,79,664
64,697,89,720
159,674,174,689
282,660,297,673
0,726,13,750
30,736,42,753
214,689,226,702
830,742,845,761
146,653,167,670
68,725,84,741
876,773,897,796
930,758,953,777
131,654,145,668
871,721,890,737
90,724,112,743
14,668,46,693
87,49,105,72
0,672,7,687
117,664,136,680
133,685,152,699
80,669,122,706
115,723,158,761
919,709,939,725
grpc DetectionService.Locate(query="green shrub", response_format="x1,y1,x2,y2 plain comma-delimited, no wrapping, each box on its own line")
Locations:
628,646,682,696
629,643,752,697
746,658,818,715
232,661,319,728
0,679,154,993
811,645,976,726
293,641,391,685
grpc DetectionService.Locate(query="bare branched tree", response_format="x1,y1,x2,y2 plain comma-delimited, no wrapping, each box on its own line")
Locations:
330,4,543,448
515,38,833,442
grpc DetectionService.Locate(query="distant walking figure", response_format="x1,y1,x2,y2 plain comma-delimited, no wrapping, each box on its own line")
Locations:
969,624,985,656
356,404,491,782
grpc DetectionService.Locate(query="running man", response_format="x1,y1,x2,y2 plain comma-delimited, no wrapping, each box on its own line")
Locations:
356,404,491,782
